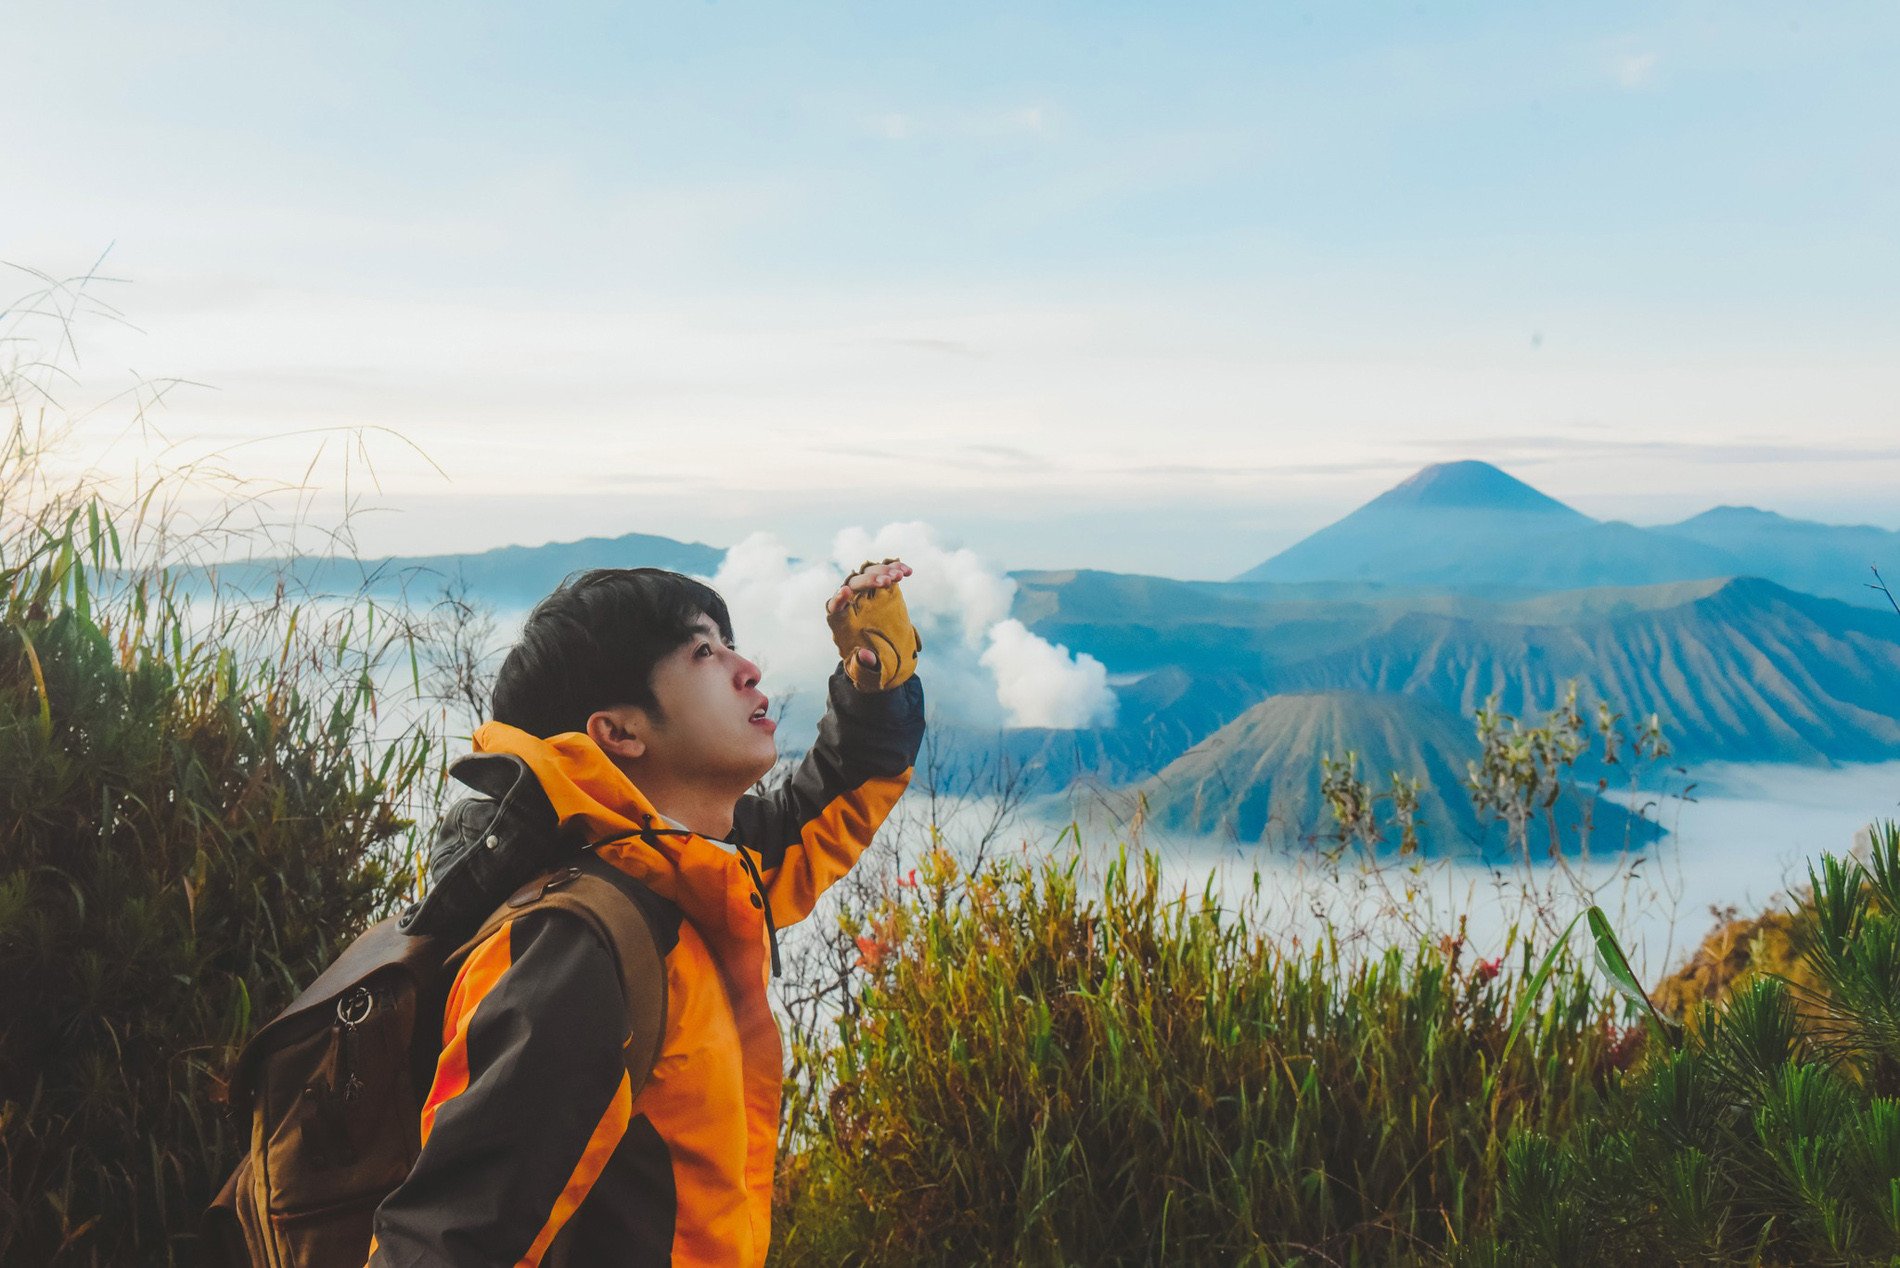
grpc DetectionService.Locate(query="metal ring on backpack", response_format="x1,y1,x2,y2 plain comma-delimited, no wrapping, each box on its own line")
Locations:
337,987,374,1027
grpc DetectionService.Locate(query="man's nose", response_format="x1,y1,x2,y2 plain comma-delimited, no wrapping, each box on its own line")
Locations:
734,653,762,689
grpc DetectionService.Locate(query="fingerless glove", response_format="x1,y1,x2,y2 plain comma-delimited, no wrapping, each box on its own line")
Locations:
826,560,923,692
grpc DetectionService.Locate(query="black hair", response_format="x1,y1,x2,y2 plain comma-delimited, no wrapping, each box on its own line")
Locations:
490,568,735,738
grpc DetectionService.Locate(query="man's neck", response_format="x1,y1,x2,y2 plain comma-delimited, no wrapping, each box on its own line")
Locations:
650,795,736,842
618,763,737,841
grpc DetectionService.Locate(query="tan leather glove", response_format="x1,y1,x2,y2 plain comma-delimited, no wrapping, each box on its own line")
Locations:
826,559,923,692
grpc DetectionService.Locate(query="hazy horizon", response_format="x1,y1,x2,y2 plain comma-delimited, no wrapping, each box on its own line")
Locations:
197,456,1900,582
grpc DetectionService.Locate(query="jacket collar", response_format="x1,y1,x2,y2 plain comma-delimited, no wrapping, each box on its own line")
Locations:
471,722,767,956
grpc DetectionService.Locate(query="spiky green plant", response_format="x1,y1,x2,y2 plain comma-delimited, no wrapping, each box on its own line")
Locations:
1469,824,1900,1266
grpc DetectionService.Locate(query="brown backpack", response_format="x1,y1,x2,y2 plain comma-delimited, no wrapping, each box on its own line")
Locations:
203,855,673,1268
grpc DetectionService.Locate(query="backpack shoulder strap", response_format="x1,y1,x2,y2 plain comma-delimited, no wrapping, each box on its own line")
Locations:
451,857,679,1090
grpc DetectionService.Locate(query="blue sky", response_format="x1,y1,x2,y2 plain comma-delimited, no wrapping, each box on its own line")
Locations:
5,2,1897,577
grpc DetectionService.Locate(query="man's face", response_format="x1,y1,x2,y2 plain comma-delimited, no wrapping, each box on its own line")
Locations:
637,614,778,792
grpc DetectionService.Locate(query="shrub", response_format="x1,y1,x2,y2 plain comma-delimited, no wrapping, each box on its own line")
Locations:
773,847,1626,1267
1469,822,1900,1266
0,272,444,1264
0,500,438,1265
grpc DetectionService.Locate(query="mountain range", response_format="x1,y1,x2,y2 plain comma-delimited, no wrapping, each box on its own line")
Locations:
1236,460,1898,609
1011,569,1900,753
203,461,1900,854
196,531,722,610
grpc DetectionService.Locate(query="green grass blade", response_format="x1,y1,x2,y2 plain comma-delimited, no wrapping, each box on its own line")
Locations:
1588,905,1672,1042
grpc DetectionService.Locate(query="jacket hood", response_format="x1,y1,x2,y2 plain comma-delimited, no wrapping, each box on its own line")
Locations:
469,722,769,956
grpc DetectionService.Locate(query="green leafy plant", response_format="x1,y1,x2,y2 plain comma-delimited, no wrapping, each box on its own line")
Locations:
1468,826,1900,1266
773,846,1623,1267
0,267,447,1265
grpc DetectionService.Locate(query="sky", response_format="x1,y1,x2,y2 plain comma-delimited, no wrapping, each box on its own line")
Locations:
5,1,1898,579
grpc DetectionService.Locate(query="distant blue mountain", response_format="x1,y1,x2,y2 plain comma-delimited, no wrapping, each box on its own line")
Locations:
1350,459,1585,516
1651,506,1900,608
200,531,725,609
1237,461,1896,607
1010,568,1900,771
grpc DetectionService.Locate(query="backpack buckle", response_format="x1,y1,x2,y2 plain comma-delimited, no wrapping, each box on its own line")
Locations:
506,866,583,908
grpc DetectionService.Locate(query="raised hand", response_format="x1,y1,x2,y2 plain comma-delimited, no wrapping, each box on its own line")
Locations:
825,558,921,689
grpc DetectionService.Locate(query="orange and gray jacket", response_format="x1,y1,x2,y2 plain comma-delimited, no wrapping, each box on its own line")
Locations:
366,669,924,1268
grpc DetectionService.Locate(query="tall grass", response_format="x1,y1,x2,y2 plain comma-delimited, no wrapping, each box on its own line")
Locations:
773,845,1630,1266
0,265,452,1264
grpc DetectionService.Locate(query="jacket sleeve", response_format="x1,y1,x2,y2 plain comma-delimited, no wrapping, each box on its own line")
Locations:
729,667,925,927
367,911,654,1268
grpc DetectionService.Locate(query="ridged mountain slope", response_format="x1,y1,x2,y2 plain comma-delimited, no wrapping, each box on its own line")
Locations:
1127,691,1657,857
1268,578,1900,763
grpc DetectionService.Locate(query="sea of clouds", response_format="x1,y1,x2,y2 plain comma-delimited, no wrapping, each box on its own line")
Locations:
704,521,1116,734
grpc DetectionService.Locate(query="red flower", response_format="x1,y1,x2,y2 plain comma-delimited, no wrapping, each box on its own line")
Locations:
896,868,919,889
1474,957,1502,984
854,934,885,970
1604,1021,1646,1071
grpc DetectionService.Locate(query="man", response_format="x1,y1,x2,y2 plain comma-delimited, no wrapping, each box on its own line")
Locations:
367,560,924,1267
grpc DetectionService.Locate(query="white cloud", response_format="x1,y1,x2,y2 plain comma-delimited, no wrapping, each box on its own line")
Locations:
704,521,1116,731
701,531,845,689
981,618,1118,729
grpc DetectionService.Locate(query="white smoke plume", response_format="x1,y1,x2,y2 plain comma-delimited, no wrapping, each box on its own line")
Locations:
980,618,1118,729
704,522,1116,731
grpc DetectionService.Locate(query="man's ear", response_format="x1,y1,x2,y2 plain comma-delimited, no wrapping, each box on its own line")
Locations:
586,705,649,761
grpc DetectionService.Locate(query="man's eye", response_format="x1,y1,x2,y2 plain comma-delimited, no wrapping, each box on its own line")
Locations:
696,643,714,658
